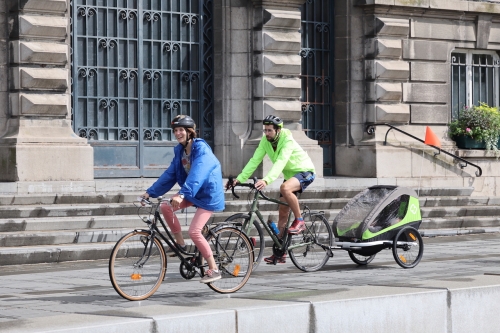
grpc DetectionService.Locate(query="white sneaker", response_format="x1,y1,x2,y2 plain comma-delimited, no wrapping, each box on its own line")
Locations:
200,269,221,283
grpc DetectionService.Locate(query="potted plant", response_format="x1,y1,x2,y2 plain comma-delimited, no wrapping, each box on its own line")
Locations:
448,103,500,150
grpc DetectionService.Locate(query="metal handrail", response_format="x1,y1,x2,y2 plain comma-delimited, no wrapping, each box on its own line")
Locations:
366,123,482,177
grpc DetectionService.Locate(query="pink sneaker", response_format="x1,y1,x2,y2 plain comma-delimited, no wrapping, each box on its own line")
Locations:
288,219,306,234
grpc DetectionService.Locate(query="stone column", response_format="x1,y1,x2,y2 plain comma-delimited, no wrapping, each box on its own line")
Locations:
0,0,93,182
248,0,323,178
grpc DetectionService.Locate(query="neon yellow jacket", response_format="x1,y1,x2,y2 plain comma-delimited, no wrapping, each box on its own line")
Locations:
236,129,315,185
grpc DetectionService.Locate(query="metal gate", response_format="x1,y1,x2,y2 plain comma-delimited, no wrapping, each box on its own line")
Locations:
71,0,213,178
301,0,335,176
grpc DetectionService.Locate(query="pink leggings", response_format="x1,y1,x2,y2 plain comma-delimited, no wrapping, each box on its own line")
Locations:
160,200,213,259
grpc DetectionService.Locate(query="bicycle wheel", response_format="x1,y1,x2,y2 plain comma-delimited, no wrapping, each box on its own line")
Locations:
348,251,376,265
288,213,333,272
206,227,253,293
392,227,424,269
225,213,265,270
109,231,167,301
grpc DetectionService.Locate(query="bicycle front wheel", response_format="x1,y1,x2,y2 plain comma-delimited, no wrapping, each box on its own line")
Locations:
109,231,167,301
224,213,265,270
288,213,333,272
206,227,253,293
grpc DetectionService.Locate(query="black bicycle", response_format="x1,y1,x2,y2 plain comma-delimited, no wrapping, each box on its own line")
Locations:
225,177,333,272
109,197,254,300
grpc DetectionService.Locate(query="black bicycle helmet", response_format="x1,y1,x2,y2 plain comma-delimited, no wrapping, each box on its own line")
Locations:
171,115,196,130
263,115,283,128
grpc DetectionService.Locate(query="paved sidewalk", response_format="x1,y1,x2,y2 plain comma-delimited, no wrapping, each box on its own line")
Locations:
1,233,500,332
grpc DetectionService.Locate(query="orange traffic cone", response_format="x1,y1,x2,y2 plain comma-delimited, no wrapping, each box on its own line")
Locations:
424,126,441,148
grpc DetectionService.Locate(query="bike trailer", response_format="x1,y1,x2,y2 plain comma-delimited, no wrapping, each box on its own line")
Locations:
332,185,422,243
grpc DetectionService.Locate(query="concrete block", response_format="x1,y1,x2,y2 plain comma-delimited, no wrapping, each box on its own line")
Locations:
19,15,67,39
411,62,448,82
0,313,152,333
336,145,377,177
0,66,6,92
394,0,429,7
313,289,446,333
366,82,402,102
430,0,468,11
230,76,249,100
255,77,301,98
366,103,410,123
256,31,300,52
365,60,409,80
10,41,68,65
10,93,69,116
403,40,451,61
11,67,68,90
469,1,500,15
487,23,500,43
236,303,310,333
253,100,302,122
365,38,402,58
365,16,409,36
263,8,301,30
15,0,67,13
403,83,448,103
477,15,492,49
16,181,96,194
258,54,300,75
230,53,250,76
0,144,93,182
411,105,449,124
376,146,413,177
230,6,248,30
357,0,395,5
410,17,475,41
0,40,7,65
230,30,250,53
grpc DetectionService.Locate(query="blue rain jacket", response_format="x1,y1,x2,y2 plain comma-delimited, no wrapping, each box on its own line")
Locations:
146,138,225,212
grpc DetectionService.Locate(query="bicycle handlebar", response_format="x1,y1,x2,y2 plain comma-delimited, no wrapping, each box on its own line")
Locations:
227,176,274,201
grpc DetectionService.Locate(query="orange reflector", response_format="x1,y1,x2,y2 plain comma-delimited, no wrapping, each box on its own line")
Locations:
409,233,416,241
399,255,407,263
130,273,142,280
233,264,241,276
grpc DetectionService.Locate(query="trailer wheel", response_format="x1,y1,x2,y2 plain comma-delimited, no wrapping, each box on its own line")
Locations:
392,227,423,269
348,251,376,265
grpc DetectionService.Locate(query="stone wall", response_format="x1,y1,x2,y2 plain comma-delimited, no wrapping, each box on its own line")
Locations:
335,0,500,194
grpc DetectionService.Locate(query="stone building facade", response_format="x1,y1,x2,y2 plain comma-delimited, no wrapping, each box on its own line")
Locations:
1,0,500,195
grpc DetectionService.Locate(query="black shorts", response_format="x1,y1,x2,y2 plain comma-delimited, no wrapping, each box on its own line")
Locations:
280,171,315,197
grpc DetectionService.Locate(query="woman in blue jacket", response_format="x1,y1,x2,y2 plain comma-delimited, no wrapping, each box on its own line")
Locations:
141,115,225,283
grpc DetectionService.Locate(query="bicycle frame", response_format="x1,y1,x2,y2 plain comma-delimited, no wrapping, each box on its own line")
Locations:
231,182,315,253
136,199,206,275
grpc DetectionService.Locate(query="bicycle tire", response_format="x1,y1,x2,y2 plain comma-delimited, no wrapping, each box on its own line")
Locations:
392,226,424,269
109,231,167,301
288,212,333,272
206,226,253,293
224,213,265,270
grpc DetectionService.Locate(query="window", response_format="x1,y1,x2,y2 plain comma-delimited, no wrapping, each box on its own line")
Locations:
451,51,500,119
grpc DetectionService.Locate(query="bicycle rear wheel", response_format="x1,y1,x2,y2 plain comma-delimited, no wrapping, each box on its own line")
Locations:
206,227,253,293
109,231,167,301
288,213,333,272
224,213,265,270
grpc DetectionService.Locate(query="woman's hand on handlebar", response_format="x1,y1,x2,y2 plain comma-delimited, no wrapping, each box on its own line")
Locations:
140,192,150,206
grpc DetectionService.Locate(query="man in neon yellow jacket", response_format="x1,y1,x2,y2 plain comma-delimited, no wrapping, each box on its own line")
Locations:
226,115,315,264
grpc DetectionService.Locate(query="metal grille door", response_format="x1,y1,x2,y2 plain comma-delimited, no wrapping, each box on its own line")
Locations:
301,0,335,176
72,0,213,177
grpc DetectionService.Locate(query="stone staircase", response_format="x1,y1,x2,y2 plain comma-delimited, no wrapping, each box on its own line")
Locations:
1,186,499,266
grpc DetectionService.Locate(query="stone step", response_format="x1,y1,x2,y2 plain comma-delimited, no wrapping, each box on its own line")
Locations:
0,186,476,206
420,206,500,218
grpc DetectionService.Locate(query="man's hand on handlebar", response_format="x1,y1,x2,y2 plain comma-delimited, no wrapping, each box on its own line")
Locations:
254,179,267,191
225,178,239,191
